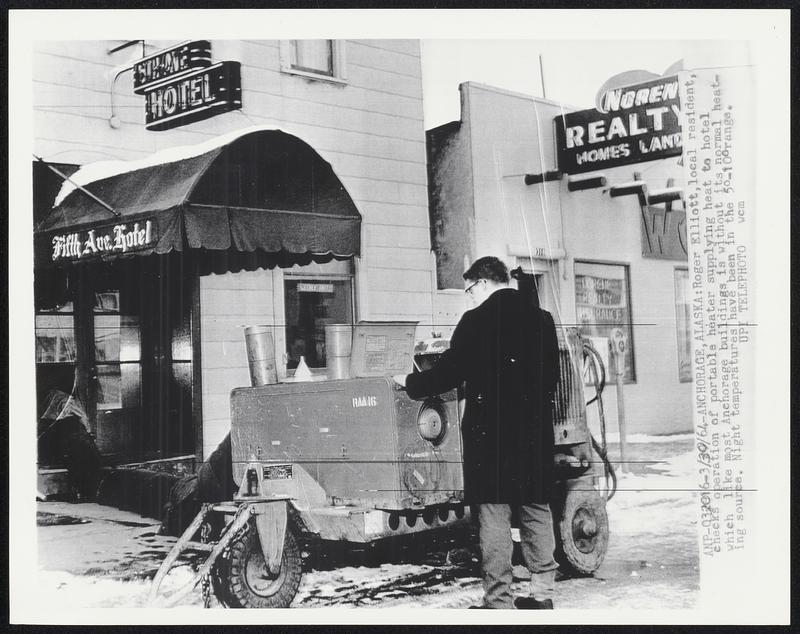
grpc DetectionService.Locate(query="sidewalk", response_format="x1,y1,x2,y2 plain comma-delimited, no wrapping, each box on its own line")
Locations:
32,435,698,610
37,502,171,579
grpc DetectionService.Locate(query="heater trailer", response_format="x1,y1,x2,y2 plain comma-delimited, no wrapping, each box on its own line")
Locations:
149,331,611,608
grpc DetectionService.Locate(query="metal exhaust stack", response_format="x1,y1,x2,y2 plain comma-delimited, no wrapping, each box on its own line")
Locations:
325,323,353,380
244,325,278,386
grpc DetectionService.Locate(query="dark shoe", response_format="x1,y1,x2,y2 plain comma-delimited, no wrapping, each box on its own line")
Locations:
514,597,553,609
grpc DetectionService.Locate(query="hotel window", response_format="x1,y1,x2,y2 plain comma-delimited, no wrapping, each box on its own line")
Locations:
279,40,347,82
36,302,76,365
284,274,353,371
674,268,692,382
35,299,78,429
35,299,78,465
574,261,636,382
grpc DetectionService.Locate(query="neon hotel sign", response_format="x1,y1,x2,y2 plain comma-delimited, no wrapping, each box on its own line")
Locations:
133,40,242,131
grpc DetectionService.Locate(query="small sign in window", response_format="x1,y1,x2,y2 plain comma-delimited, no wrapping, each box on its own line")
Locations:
574,261,636,382
297,283,334,294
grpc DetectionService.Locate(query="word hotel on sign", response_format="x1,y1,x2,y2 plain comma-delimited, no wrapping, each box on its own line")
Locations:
146,73,213,120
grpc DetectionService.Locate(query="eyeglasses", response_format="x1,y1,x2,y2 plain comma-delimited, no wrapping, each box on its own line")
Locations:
464,279,482,295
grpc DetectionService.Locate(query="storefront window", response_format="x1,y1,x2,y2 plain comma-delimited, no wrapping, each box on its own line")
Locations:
574,261,636,382
35,302,75,364
93,291,141,409
284,277,353,369
674,268,692,382
35,300,77,421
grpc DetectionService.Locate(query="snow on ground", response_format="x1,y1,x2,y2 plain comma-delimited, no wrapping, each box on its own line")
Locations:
33,439,699,611
611,448,696,510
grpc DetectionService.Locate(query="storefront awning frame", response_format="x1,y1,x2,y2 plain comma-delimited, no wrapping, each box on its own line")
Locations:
35,127,362,269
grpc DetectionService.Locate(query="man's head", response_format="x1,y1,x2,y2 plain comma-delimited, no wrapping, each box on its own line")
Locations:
463,256,510,307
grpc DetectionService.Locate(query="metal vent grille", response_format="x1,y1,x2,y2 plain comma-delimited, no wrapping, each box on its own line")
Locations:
552,328,589,445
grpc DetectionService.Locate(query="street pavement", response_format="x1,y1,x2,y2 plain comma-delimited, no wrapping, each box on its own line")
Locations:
32,436,698,611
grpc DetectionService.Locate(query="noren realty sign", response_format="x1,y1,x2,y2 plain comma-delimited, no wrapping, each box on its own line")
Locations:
555,75,682,174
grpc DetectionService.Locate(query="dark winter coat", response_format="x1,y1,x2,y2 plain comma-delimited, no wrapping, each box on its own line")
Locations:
405,288,559,504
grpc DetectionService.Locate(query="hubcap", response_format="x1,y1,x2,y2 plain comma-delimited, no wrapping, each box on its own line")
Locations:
572,507,598,554
244,549,284,597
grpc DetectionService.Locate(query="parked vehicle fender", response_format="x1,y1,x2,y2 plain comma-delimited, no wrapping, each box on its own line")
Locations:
254,500,288,575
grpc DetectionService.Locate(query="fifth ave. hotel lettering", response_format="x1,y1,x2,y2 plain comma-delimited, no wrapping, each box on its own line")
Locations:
51,221,155,261
555,76,683,174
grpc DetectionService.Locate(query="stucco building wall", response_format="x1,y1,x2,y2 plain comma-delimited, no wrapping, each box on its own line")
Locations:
428,81,692,435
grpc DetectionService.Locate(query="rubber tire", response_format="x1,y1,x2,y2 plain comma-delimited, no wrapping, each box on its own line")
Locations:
217,523,302,609
554,487,609,576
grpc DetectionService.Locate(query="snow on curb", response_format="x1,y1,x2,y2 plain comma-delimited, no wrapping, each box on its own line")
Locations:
608,451,697,512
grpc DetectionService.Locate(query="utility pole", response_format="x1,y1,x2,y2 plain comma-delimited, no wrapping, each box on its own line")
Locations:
609,328,629,472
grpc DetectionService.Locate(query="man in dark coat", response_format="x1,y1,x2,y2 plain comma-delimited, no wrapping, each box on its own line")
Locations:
393,256,560,609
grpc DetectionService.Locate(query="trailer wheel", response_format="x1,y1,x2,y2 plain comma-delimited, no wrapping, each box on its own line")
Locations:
554,487,609,575
216,522,302,608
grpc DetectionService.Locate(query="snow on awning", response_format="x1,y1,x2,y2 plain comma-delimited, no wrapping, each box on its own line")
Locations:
35,128,362,268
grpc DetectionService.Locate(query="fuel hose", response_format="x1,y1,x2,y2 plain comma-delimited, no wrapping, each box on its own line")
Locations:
582,339,618,501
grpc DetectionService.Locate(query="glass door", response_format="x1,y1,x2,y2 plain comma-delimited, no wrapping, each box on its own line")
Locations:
138,256,194,459
89,287,142,456
87,256,195,460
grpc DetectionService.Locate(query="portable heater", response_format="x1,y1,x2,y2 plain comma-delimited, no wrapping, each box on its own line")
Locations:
149,323,611,609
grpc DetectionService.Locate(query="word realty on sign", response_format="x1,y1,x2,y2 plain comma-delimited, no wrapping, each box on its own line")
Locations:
555,75,682,174
51,220,156,261
133,40,242,131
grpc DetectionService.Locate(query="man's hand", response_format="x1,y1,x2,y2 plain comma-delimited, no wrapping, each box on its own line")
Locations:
392,374,407,388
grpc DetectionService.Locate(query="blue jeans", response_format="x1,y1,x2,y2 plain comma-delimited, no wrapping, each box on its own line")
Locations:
477,503,558,608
